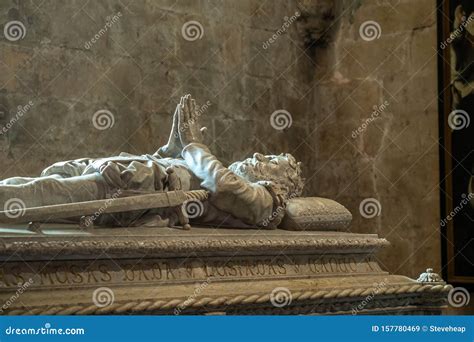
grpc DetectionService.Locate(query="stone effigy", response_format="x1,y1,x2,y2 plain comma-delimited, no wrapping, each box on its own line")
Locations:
0,94,308,230
0,94,350,231
0,95,451,315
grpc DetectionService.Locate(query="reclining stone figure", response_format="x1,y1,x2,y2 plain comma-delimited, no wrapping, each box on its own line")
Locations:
0,95,304,229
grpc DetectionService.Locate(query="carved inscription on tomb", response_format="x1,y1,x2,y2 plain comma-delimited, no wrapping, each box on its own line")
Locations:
0,255,382,289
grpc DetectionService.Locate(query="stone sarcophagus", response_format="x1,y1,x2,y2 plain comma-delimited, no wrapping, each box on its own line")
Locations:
0,225,451,315
0,94,452,315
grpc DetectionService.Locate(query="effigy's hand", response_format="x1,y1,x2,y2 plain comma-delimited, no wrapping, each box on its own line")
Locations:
156,102,183,158
178,94,207,146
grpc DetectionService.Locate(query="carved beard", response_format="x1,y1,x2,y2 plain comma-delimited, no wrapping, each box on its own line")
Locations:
228,159,260,183
229,157,303,198
229,159,290,196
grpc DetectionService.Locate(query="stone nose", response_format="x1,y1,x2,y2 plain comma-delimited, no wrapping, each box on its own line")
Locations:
253,153,265,161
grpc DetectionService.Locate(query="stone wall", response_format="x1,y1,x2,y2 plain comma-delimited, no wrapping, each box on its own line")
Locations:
0,0,440,278
0,0,314,176
307,0,440,278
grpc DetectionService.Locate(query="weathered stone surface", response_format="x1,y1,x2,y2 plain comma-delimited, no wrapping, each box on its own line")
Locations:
0,226,450,315
0,0,441,283
352,0,436,37
281,197,352,231
309,0,440,280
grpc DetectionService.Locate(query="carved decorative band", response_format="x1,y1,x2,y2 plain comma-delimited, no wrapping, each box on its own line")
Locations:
6,284,452,315
0,237,390,259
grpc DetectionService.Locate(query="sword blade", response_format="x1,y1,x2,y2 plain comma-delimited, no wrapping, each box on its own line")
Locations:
0,190,198,224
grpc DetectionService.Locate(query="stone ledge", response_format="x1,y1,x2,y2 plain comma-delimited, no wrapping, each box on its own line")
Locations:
2,275,451,315
0,225,389,260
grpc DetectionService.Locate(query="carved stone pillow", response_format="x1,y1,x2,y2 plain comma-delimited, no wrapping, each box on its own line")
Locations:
280,197,352,231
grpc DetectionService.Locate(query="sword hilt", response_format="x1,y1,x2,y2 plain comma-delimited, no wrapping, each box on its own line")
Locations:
185,190,209,201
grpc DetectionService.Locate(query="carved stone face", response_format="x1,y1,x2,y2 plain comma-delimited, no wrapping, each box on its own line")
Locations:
229,152,304,196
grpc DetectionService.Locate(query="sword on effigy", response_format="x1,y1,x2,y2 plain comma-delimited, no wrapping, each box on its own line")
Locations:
0,189,209,231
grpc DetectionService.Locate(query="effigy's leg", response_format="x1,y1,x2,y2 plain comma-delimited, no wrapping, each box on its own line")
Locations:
0,173,107,209
0,174,63,185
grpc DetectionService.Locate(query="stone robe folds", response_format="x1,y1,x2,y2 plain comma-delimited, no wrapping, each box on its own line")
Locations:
0,144,283,228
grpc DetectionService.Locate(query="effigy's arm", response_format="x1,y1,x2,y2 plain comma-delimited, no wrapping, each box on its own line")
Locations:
182,143,275,227
174,94,276,227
